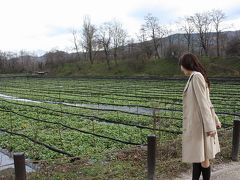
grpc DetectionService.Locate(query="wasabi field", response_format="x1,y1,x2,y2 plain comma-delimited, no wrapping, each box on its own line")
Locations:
0,76,239,162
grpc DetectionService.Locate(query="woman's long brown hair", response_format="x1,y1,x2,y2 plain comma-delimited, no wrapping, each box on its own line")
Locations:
178,53,210,89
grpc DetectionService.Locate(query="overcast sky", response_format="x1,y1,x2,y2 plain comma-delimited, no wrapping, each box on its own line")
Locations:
0,0,239,55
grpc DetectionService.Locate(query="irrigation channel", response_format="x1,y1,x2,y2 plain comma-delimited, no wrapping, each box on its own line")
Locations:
0,93,172,115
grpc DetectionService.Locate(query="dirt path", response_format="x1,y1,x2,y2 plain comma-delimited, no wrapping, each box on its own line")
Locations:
174,161,240,180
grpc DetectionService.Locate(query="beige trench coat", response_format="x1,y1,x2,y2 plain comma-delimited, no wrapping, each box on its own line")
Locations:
182,71,221,163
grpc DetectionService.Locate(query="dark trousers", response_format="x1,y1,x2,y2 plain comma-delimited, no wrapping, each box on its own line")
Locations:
192,163,211,180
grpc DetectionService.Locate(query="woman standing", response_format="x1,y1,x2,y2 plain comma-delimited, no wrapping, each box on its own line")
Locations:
179,53,221,180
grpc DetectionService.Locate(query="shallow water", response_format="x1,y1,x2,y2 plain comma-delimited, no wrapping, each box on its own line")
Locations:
0,149,35,172
0,93,167,115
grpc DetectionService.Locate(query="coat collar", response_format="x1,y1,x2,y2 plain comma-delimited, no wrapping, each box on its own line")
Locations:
183,71,197,93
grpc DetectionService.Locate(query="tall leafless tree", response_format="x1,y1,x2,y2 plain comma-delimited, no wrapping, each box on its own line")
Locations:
98,22,112,69
211,9,226,56
111,20,127,65
190,12,212,56
144,13,160,58
137,25,153,60
72,29,81,61
178,16,195,52
81,16,97,64
144,13,167,59
0,51,7,73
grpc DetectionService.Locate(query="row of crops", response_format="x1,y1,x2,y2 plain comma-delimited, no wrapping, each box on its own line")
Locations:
0,77,239,161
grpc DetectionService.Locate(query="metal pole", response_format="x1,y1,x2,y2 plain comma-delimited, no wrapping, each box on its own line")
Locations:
14,153,26,180
231,119,240,161
147,135,156,180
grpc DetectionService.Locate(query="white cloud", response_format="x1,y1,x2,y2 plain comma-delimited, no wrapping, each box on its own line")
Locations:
0,0,239,54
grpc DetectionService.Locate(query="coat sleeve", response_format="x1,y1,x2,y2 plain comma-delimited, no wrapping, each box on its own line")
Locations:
212,107,221,125
209,94,221,125
192,74,216,132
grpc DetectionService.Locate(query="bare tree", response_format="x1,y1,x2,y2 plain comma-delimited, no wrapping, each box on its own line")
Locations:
144,13,167,59
72,29,81,61
144,13,160,58
126,38,135,57
137,25,153,61
178,16,195,52
138,25,148,43
45,50,68,69
81,16,97,64
211,9,226,56
98,22,112,69
190,12,212,56
0,51,7,73
111,20,127,65
19,50,35,72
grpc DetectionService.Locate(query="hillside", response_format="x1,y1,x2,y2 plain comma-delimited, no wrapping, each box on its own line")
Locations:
47,56,240,77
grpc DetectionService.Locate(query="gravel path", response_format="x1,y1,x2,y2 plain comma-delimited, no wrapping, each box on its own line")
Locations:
174,161,240,180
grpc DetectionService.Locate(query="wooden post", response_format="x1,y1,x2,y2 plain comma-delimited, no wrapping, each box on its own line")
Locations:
14,153,26,180
231,119,240,161
147,135,156,180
